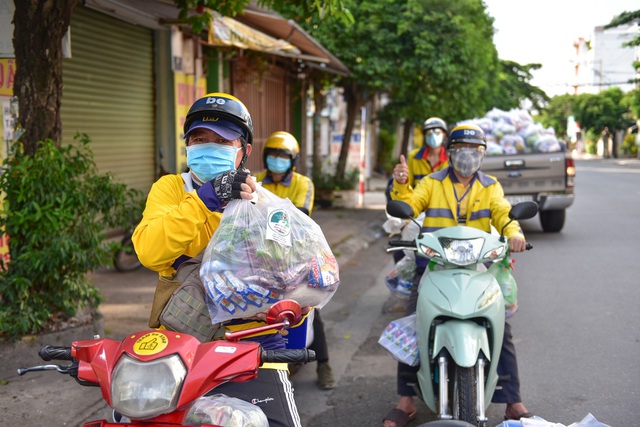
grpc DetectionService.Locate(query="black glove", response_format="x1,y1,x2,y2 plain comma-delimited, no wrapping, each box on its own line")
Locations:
212,169,249,202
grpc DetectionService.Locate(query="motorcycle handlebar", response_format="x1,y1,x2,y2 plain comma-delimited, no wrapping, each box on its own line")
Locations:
388,239,416,248
261,349,316,364
39,345,73,361
526,242,533,250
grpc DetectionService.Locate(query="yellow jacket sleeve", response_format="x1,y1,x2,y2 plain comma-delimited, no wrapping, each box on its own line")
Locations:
132,174,221,277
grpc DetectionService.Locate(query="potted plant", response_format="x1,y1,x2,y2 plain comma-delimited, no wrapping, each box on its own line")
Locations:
312,160,359,208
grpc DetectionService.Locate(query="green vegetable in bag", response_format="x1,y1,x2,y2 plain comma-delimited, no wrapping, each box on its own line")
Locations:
488,258,518,318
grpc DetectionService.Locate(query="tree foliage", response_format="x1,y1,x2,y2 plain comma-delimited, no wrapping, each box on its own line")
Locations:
605,9,640,48
538,88,637,158
488,60,550,113
0,135,143,339
283,0,549,168
574,87,632,136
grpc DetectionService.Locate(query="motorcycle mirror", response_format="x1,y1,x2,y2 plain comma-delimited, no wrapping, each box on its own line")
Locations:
386,200,414,219
500,201,539,242
266,299,302,326
386,200,424,238
509,201,539,221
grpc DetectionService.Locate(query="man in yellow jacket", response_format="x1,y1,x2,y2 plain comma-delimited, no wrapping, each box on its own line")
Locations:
383,124,532,427
133,93,302,427
255,131,335,390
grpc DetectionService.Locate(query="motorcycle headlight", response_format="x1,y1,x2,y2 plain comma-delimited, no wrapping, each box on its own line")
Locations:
111,354,187,419
419,244,441,259
440,237,484,266
483,245,505,260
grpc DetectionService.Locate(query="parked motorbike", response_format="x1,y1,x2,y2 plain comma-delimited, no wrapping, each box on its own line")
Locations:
17,299,315,426
385,200,538,427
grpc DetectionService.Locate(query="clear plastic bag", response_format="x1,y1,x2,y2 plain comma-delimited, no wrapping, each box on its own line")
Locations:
378,313,419,366
185,394,268,427
385,256,416,298
200,185,339,324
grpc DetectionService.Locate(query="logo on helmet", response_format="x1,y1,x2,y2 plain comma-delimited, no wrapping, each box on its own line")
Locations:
463,130,476,136
202,117,219,122
205,97,227,105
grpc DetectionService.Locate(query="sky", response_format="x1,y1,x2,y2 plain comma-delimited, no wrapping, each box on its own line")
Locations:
483,0,639,97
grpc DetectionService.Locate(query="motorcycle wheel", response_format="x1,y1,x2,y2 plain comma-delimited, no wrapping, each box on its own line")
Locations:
454,364,480,426
113,234,142,272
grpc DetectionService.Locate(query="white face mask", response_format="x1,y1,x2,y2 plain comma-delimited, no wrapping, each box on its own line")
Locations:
186,143,239,182
450,147,484,177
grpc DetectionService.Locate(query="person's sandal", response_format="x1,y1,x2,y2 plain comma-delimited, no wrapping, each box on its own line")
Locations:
382,408,416,427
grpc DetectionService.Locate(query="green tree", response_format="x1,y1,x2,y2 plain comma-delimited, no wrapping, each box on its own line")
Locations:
574,88,634,157
0,136,143,338
537,94,578,138
285,0,503,173
489,60,550,113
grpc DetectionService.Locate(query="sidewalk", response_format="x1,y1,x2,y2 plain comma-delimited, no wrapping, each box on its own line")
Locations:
0,176,390,427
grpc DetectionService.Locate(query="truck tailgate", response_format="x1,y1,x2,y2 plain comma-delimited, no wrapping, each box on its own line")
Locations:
480,152,569,198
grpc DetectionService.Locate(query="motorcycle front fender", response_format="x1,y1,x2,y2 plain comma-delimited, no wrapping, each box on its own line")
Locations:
432,320,490,367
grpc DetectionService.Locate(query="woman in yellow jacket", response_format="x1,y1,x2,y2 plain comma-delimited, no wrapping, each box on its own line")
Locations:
385,117,449,201
255,131,335,390
383,124,532,427
133,93,302,427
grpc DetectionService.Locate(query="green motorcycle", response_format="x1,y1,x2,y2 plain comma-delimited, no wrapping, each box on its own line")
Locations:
386,200,538,426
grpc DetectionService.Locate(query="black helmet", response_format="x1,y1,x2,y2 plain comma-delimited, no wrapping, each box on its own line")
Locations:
183,92,253,145
422,117,448,134
447,124,487,149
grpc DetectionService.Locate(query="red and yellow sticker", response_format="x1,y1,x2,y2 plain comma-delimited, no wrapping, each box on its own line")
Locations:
133,332,169,356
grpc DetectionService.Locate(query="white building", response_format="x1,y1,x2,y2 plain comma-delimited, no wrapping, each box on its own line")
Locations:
572,21,639,94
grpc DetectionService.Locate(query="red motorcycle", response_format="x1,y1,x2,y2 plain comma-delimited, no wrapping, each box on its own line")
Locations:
17,300,315,426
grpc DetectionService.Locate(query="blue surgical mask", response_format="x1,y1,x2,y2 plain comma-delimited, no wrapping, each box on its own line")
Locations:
426,132,444,148
266,155,292,174
186,143,239,182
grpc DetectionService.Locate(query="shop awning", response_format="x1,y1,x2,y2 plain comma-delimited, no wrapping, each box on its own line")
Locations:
208,11,300,55
235,6,350,76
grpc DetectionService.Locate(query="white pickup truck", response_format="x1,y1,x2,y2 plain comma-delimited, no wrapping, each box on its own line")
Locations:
465,108,575,232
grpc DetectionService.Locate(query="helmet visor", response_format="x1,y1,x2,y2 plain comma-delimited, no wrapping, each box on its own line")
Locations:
185,118,246,141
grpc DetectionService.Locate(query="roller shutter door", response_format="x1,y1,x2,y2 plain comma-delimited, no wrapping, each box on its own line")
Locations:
61,6,155,192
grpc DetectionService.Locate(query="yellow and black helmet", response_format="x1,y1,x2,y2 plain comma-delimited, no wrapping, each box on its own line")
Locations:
447,124,486,149
263,131,300,170
183,92,253,145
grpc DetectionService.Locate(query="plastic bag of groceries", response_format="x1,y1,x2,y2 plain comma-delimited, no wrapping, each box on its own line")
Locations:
488,258,518,319
200,184,339,324
385,256,416,298
378,313,419,366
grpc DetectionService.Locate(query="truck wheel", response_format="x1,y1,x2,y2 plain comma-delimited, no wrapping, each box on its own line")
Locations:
539,209,565,232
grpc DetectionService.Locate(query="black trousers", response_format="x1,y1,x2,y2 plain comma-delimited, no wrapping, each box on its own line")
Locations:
396,270,522,403
209,367,302,427
309,310,329,363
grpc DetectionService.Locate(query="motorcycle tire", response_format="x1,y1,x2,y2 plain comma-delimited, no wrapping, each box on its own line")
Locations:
455,364,480,426
113,234,142,273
